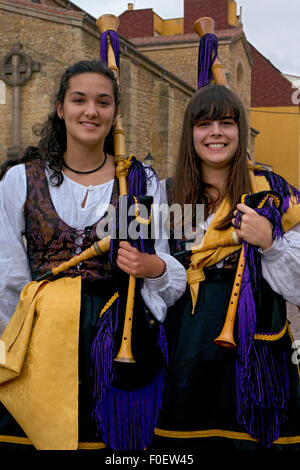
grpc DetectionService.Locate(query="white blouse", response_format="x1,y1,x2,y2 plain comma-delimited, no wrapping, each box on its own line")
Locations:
160,179,300,307
0,164,187,334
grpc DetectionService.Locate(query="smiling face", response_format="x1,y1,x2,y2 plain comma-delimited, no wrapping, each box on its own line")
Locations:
56,72,116,152
193,117,239,172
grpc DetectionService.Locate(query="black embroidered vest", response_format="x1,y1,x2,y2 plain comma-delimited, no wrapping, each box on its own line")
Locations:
24,160,119,281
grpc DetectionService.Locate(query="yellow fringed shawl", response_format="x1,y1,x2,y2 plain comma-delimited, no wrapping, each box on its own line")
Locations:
187,173,300,312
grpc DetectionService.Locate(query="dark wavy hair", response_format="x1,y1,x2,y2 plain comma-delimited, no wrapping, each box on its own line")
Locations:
0,59,120,185
172,84,251,229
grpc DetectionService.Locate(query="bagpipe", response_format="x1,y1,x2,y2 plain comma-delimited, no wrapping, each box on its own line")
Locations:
193,16,258,348
37,14,167,450
193,16,300,447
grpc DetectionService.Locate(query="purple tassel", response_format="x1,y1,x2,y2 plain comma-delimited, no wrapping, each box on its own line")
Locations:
236,192,289,447
241,343,289,447
236,242,259,424
99,318,168,450
90,299,119,429
254,168,300,213
158,323,169,368
127,156,159,198
109,193,156,271
258,203,284,241
109,157,158,265
100,30,120,71
197,33,219,89
100,369,165,450
91,307,168,450
127,157,147,196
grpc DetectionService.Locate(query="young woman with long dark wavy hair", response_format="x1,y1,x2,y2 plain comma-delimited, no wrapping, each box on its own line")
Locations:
0,59,186,451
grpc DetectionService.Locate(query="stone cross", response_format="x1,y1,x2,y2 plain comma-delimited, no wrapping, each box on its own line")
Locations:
0,43,40,159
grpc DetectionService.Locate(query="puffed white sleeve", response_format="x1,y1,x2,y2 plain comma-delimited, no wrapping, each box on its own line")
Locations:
0,165,32,334
140,173,187,322
261,223,300,306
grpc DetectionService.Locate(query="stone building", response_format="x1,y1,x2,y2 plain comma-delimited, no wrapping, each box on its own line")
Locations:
0,0,299,185
0,0,256,179
120,0,255,161
119,0,300,187
0,0,256,178
0,0,194,178
128,23,254,156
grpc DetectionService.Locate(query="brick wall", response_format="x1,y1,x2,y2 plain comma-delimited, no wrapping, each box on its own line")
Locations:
118,9,154,39
184,0,231,33
249,44,296,107
117,1,233,39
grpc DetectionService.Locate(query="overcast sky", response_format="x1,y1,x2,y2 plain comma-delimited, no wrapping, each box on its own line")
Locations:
73,0,300,77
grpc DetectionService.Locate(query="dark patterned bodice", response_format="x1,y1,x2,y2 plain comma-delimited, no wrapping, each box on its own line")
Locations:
165,177,240,271
24,160,119,281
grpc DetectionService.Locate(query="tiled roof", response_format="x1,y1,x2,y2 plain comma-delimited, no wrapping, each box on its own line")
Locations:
129,27,243,46
0,0,86,18
249,43,297,107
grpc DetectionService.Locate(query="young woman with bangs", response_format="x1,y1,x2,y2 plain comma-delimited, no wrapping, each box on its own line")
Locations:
153,84,300,451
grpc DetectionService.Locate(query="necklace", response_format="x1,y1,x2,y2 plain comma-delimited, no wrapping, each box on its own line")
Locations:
63,152,107,174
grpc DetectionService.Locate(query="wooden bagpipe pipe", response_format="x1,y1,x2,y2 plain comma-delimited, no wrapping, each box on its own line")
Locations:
38,14,166,450
193,16,259,348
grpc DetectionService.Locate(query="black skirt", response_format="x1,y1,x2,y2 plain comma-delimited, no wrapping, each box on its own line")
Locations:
0,280,115,451
152,268,300,451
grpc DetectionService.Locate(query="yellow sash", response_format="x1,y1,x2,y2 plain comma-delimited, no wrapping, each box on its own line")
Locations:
187,198,241,312
187,174,300,312
0,277,81,450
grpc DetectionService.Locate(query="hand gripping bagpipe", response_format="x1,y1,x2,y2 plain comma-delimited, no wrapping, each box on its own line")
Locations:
193,17,300,446
38,15,167,451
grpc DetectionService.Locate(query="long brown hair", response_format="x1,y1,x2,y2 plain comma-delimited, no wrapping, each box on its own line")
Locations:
172,84,250,229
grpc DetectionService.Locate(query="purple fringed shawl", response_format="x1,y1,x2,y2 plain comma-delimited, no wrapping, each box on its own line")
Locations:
90,158,167,450
236,190,291,447
197,33,219,89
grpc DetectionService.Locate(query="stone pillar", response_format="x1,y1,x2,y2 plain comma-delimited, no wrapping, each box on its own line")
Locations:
0,80,5,104
0,43,40,159
152,79,172,178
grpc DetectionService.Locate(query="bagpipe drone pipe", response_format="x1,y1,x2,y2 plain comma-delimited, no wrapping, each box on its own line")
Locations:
36,14,168,451
90,189,168,451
